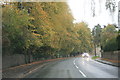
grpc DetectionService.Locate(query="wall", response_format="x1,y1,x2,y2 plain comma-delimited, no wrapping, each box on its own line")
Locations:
101,51,120,60
92,47,101,57
96,47,101,57
2,54,33,69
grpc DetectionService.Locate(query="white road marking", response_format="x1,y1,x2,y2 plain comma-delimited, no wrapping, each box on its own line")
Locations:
73,59,76,65
75,65,78,68
73,58,87,78
78,70,86,77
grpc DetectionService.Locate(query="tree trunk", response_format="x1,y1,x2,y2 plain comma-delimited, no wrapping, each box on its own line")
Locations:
94,44,96,56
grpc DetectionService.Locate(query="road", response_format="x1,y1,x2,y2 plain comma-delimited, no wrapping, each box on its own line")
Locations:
24,57,118,78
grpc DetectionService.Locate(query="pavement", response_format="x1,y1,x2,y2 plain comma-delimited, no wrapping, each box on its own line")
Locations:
2,56,119,78
95,58,119,67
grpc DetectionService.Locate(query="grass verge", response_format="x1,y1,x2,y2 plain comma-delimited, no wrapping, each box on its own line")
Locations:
92,56,100,59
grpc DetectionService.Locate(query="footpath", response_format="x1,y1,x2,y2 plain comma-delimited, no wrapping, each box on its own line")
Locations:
95,58,120,67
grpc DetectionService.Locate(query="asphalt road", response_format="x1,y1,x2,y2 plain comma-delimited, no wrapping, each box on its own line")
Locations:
24,57,118,78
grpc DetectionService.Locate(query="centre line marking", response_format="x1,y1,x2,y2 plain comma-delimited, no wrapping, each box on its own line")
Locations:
75,65,78,68
78,70,86,77
73,58,87,78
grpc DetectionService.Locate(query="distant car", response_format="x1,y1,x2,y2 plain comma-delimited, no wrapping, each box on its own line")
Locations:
82,53,89,58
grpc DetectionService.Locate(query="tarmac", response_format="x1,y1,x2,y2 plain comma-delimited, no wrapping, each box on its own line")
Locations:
2,56,120,78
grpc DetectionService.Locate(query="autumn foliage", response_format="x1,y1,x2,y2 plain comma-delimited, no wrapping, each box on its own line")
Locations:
2,2,93,62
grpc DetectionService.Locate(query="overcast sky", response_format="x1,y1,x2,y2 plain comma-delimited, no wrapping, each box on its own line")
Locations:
67,0,119,30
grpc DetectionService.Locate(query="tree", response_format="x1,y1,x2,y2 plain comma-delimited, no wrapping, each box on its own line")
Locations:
105,0,116,13
2,2,94,61
2,4,31,55
74,22,93,53
92,24,102,56
101,24,118,52
92,24,102,46
117,30,120,50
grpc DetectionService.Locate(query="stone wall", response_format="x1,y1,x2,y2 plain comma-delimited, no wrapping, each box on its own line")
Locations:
2,54,33,69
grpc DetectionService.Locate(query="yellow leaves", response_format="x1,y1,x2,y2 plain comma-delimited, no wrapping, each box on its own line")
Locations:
73,22,93,52
32,33,41,37
3,2,94,57
29,17,35,21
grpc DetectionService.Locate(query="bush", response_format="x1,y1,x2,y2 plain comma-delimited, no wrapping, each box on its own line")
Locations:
103,37,118,52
